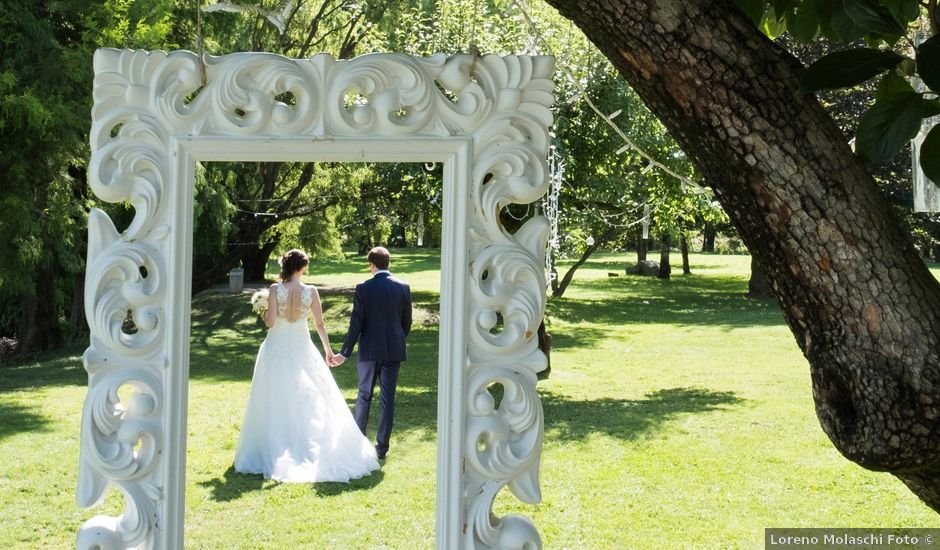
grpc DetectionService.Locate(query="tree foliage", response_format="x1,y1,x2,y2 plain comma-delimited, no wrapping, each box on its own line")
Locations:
735,0,940,176
0,1,177,352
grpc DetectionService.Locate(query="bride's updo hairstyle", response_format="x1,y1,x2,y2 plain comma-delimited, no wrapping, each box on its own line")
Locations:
278,249,309,281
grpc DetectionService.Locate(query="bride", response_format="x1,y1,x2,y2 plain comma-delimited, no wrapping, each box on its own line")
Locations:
234,249,380,482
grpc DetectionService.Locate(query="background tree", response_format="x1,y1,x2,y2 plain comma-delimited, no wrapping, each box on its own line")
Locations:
176,0,384,290
0,1,178,353
548,44,716,294
544,0,940,509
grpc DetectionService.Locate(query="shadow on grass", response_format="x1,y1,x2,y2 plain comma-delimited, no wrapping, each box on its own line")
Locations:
545,274,784,350
0,342,87,392
312,468,386,496
542,387,745,441
0,297,744,454
0,401,52,441
198,465,386,501
198,466,268,501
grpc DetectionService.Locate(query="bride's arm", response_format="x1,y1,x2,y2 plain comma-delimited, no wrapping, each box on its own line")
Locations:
264,283,278,328
309,286,333,356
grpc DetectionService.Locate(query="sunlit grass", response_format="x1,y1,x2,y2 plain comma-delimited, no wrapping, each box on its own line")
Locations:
1,249,937,548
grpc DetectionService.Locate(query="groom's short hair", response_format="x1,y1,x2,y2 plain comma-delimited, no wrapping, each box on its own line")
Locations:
368,246,390,270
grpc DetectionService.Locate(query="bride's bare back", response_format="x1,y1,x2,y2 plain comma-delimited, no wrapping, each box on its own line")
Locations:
276,283,310,322
265,279,331,362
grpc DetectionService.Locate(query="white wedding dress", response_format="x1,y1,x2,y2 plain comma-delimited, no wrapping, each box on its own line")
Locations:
234,283,379,482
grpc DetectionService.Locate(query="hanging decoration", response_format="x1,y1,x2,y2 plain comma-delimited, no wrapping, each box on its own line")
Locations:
543,148,563,285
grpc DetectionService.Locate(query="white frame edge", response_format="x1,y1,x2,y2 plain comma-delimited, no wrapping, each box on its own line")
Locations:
913,121,940,213
79,50,553,549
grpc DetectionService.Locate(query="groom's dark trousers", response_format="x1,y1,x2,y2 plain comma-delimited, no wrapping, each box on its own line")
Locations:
340,271,412,456
355,360,400,454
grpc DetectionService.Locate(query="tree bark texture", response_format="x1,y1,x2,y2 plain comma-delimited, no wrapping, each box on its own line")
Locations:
17,264,63,354
546,0,940,509
537,320,553,378
553,241,600,297
680,233,691,275
658,232,671,279
748,255,773,299
702,223,716,252
70,271,88,336
242,239,280,281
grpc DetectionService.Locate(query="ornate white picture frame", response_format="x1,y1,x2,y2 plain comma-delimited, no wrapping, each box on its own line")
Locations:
79,49,554,549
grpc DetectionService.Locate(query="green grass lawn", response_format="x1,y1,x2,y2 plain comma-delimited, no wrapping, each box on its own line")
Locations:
1,250,938,548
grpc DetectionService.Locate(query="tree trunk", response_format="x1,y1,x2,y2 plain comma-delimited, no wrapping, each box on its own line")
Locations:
70,271,87,336
192,207,285,293
357,238,370,256
702,223,716,252
552,241,600,298
537,320,552,379
16,264,63,354
747,256,773,299
680,233,691,275
548,0,940,509
68,165,89,337
242,239,279,282
549,266,559,295
658,232,671,279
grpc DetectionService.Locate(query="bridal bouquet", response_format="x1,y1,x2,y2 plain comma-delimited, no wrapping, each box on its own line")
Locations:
250,289,269,317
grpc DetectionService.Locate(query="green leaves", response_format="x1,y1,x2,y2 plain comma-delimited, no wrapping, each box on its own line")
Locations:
762,0,911,43
800,48,903,91
734,0,766,25
880,0,921,26
855,74,924,164
842,0,905,37
923,99,940,119
760,8,789,38
830,1,866,41
916,35,940,94
781,2,935,169
920,125,940,184
791,2,821,41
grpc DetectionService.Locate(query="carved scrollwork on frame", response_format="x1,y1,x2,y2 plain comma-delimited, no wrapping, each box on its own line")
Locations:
77,350,163,550
463,56,553,550
466,481,543,550
83,48,554,549
199,53,320,135
77,479,160,550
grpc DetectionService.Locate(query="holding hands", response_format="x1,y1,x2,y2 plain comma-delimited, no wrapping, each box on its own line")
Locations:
327,352,346,368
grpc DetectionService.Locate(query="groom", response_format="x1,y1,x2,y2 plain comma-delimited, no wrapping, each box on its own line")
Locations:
330,246,412,460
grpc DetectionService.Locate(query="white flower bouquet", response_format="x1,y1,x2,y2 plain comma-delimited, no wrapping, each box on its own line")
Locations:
250,289,269,317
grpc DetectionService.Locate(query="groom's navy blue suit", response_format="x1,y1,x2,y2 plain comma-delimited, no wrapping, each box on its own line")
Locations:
340,271,412,457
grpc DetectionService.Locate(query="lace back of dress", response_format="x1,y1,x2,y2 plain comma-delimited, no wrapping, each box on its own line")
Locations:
276,283,310,323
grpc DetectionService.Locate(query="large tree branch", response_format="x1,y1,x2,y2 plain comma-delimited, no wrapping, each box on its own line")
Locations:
338,11,365,59
274,162,316,214
296,0,335,57
546,0,940,509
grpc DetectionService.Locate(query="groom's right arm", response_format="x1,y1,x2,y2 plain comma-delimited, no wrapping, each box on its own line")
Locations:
340,283,366,358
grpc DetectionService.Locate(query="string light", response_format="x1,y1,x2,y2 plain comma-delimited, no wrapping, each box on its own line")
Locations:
507,0,709,196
